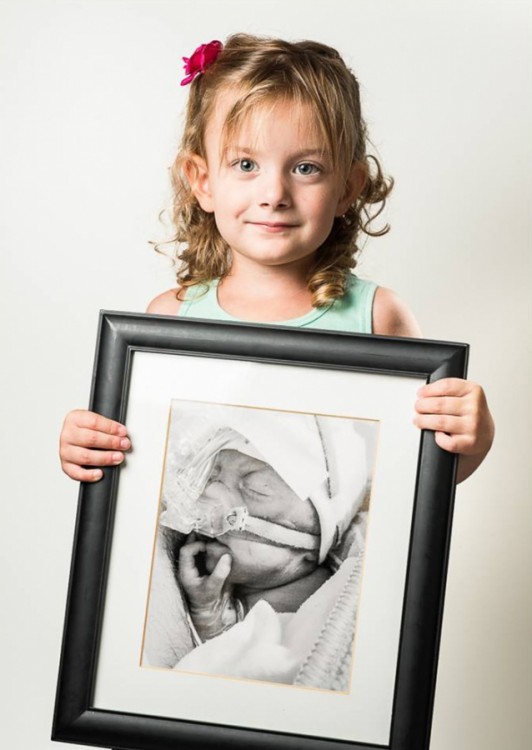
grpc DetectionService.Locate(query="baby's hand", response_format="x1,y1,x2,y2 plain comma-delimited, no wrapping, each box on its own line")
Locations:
59,409,131,482
178,539,236,641
414,378,494,482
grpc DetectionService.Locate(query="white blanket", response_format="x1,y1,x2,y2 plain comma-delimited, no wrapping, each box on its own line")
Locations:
175,556,361,690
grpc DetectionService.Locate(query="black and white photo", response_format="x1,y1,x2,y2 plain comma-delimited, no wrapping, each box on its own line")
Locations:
143,401,378,690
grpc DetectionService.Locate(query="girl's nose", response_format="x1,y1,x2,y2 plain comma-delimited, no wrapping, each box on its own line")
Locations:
258,171,292,209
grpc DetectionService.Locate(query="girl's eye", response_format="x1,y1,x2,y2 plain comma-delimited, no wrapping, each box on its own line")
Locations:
294,162,320,176
235,158,257,173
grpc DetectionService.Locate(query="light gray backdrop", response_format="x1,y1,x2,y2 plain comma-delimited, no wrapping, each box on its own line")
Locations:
1,1,530,748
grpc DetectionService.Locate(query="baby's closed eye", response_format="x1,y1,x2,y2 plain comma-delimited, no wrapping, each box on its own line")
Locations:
241,470,272,496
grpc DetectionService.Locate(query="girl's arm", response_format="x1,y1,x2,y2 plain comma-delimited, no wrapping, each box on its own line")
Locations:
59,289,182,482
372,287,495,484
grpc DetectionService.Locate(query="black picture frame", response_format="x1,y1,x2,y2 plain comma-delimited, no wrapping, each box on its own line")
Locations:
52,311,468,750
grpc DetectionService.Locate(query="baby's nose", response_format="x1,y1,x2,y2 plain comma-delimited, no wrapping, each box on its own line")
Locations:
196,482,244,537
201,480,239,507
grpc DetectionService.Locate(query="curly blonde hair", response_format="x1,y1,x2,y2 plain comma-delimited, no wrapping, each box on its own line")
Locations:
165,33,393,307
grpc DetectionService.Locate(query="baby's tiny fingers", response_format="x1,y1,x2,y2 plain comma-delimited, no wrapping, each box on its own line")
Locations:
178,542,207,586
208,554,232,586
179,541,206,567
200,557,232,598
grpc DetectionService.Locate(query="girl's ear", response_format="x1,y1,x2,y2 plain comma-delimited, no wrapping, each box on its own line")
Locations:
335,161,368,217
183,154,215,213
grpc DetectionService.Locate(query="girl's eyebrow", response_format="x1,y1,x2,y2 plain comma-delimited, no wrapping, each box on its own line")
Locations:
230,146,326,160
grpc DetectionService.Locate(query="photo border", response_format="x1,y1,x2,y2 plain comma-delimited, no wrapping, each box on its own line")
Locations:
52,311,468,750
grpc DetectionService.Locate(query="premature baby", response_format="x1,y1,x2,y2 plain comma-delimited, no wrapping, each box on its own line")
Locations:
159,403,369,643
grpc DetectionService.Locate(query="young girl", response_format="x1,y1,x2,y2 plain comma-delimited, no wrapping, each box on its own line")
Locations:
59,33,494,485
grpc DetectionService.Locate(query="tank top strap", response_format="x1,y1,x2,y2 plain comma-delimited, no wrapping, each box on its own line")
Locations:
179,281,221,319
178,275,377,334
305,275,377,334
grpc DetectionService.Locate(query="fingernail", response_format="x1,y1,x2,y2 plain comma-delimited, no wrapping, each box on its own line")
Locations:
92,469,103,481
117,425,127,436
112,452,123,463
120,438,131,449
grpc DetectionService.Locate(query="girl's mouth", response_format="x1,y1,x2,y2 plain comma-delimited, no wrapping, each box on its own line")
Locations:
249,221,297,233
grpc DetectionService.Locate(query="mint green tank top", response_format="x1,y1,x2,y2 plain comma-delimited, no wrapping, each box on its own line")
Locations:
178,275,377,333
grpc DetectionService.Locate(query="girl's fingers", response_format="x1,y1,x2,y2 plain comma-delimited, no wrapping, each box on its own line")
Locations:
414,416,477,454
415,396,466,417
61,462,104,482
413,380,492,462
68,410,128,437
73,427,131,451
417,378,474,398
433,431,472,454
413,413,463,436
60,445,126,468
59,410,131,477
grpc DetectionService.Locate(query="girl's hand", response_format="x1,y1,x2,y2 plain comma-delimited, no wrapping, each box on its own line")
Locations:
59,409,130,482
414,378,495,483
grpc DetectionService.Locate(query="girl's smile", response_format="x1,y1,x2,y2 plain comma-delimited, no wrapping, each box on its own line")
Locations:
245,220,299,233
249,221,297,227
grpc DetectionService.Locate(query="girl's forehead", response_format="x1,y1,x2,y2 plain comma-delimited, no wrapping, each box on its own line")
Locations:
207,92,325,149
240,105,321,141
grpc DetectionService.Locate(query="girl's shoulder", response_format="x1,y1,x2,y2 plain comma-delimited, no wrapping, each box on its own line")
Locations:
372,286,422,337
146,288,182,316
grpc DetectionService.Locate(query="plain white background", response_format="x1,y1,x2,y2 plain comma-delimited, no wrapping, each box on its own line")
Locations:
0,1,530,748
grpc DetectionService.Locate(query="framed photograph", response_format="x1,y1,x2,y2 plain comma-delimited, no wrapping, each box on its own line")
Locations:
52,312,468,750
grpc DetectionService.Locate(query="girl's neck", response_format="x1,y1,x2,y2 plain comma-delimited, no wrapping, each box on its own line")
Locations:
217,256,316,322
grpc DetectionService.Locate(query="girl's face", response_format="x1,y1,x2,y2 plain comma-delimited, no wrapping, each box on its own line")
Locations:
198,449,320,588
187,93,355,274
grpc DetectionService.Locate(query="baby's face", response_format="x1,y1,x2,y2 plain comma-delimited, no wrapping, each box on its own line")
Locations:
198,449,320,588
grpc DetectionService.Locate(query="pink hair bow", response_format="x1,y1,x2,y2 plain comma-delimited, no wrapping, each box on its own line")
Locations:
180,40,223,86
